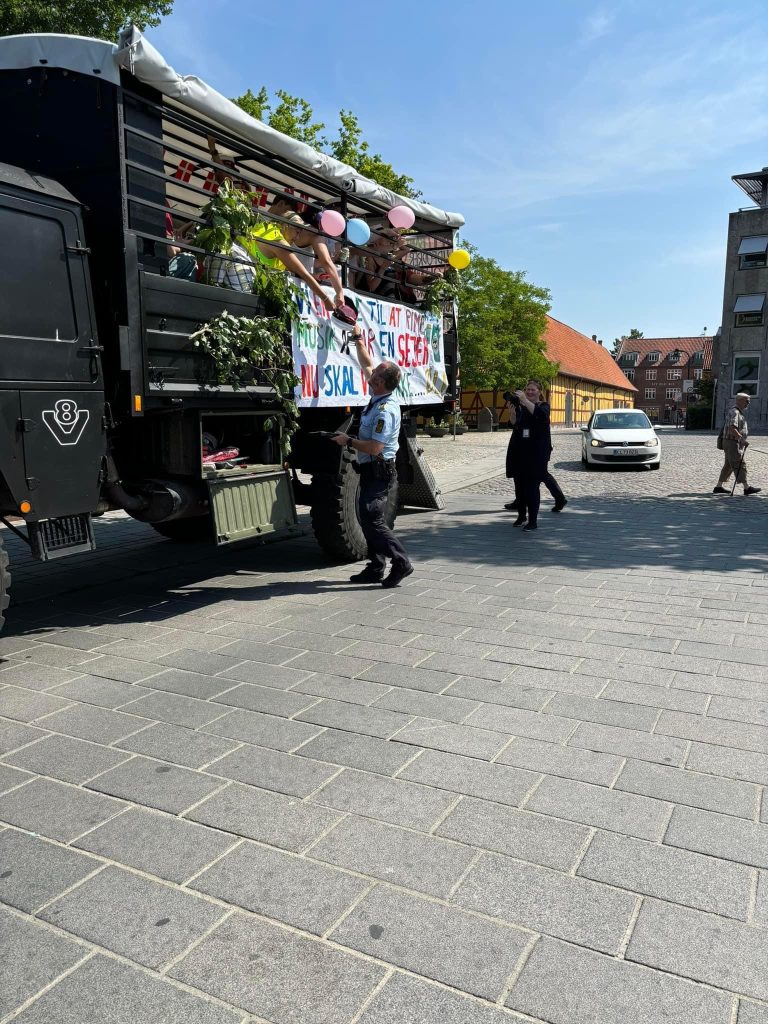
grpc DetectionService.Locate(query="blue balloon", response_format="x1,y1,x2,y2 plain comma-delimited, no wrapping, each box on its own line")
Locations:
346,218,371,246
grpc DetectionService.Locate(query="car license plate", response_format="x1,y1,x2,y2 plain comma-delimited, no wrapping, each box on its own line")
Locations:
613,448,641,456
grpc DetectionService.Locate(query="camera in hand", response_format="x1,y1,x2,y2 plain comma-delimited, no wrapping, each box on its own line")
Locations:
503,390,520,407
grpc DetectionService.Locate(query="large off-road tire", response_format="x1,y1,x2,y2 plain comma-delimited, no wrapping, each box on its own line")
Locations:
310,460,398,562
150,516,213,542
0,535,10,633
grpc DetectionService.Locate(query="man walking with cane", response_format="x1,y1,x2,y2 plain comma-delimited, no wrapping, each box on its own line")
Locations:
713,392,761,495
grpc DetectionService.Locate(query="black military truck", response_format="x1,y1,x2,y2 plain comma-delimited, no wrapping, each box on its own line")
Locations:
0,30,464,631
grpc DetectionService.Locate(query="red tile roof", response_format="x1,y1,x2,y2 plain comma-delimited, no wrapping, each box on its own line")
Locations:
543,316,637,391
615,336,711,368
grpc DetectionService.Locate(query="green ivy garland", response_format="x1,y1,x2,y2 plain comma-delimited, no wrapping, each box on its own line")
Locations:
422,267,461,316
190,312,300,458
191,182,303,457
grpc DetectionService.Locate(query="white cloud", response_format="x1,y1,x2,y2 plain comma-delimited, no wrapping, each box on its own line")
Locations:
581,9,615,44
433,11,768,215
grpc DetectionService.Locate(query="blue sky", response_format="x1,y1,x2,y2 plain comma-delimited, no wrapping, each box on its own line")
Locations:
147,0,768,346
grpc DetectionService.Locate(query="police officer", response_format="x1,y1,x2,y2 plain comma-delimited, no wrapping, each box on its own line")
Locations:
714,392,762,495
333,327,413,587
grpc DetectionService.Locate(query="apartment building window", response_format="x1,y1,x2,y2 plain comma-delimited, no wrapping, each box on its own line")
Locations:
620,351,639,367
624,369,635,381
665,388,678,400
647,352,660,363
732,353,760,396
738,236,768,270
646,369,656,380
667,369,682,380
693,368,703,380
734,293,765,327
644,388,656,399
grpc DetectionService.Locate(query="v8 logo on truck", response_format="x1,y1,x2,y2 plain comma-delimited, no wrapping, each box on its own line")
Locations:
42,399,90,446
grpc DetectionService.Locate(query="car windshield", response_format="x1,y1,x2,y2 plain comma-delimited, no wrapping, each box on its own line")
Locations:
592,412,651,430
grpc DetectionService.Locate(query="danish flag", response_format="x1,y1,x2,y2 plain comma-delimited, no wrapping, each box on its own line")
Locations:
202,170,220,193
173,159,197,182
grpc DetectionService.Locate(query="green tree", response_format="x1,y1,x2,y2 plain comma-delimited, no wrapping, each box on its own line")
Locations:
0,0,173,38
233,91,418,198
456,243,555,391
329,110,418,197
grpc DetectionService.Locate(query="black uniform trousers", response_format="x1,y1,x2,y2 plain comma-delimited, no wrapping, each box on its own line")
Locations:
358,462,409,573
542,470,566,505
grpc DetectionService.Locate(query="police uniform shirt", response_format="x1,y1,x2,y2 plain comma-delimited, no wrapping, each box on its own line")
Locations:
358,392,401,463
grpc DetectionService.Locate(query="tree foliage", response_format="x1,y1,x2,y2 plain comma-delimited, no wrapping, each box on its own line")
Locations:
0,0,173,38
456,243,555,391
233,90,419,198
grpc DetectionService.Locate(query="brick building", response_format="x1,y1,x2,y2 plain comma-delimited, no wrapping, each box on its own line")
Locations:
614,336,711,424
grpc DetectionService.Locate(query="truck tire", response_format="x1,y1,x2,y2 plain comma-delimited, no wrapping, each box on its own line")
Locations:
310,461,398,562
0,535,10,632
150,517,213,542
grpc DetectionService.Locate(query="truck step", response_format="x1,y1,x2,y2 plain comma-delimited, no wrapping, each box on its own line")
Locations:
29,514,96,561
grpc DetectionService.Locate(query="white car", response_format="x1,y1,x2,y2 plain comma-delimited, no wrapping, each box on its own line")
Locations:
581,409,661,470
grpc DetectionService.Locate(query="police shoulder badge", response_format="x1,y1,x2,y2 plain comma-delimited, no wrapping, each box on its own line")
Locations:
374,417,386,433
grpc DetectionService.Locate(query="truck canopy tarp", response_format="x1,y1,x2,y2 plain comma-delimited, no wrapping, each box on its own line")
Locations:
0,30,464,230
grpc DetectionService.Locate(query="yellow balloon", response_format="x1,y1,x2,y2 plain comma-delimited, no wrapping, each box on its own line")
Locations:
448,248,471,270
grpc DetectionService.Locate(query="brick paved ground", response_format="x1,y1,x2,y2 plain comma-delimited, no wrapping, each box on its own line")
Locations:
1,430,768,1024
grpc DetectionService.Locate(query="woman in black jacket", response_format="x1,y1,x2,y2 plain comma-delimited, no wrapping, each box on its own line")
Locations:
505,379,552,531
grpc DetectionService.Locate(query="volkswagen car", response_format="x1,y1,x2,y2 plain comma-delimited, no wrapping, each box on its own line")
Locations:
581,409,661,469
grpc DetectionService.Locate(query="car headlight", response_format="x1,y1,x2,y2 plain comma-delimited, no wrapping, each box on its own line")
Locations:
644,438,659,447
590,439,606,447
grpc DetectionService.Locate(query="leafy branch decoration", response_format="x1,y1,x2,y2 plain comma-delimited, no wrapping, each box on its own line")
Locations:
190,312,300,457
422,267,460,316
190,182,305,456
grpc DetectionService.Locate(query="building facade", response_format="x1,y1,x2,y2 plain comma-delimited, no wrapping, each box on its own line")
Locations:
614,337,710,424
712,168,768,431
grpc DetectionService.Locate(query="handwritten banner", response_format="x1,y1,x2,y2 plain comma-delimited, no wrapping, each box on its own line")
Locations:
291,285,447,408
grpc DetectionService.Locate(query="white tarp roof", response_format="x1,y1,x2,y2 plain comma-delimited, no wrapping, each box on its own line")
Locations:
0,30,464,229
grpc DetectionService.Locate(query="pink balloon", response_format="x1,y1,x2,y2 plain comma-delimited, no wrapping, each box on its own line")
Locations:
319,210,346,237
388,205,415,229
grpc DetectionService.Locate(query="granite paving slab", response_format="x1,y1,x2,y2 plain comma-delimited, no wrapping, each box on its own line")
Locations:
0,906,86,1018
0,829,100,913
169,912,385,1024
73,807,237,883
331,886,531,1000
13,954,246,1024
39,864,228,969
189,841,367,933
310,814,476,898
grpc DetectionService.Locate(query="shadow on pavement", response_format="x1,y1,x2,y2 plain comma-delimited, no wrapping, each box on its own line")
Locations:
2,489,767,637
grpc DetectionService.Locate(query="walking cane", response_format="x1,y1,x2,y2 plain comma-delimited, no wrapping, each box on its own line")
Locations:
730,444,748,497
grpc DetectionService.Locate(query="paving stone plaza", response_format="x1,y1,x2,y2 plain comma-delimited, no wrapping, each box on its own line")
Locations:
1,429,768,1024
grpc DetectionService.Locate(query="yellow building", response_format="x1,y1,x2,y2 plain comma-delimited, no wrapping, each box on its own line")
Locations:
461,315,636,427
